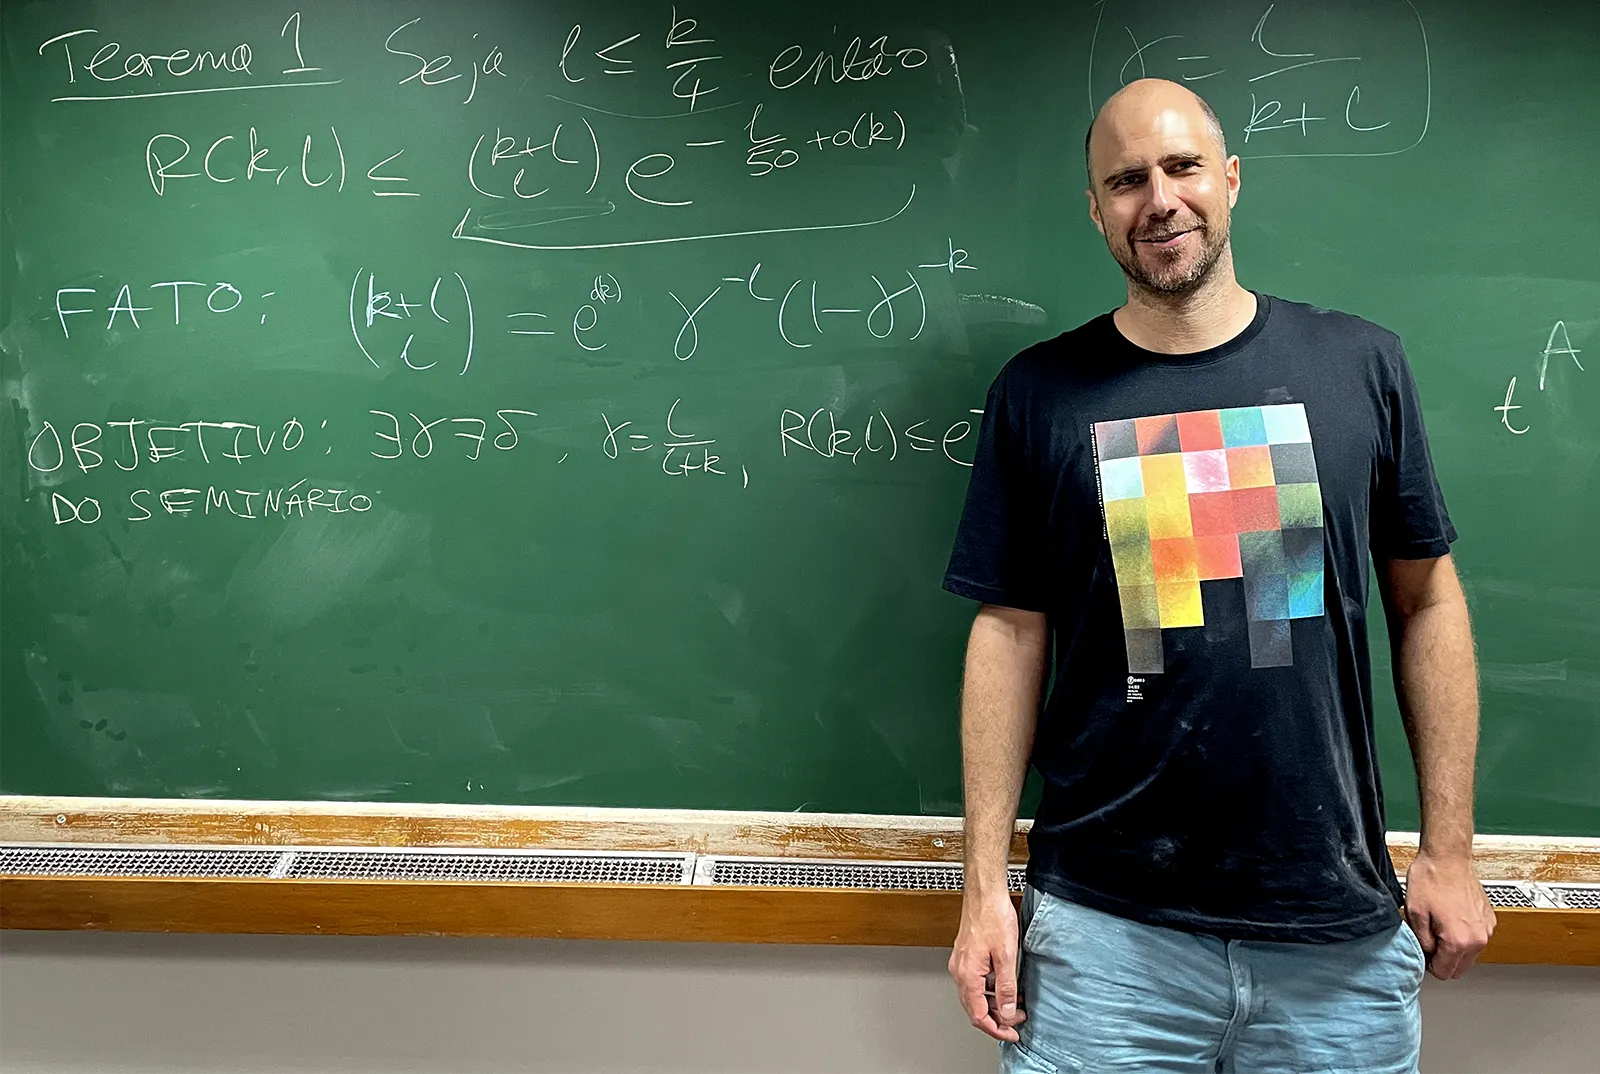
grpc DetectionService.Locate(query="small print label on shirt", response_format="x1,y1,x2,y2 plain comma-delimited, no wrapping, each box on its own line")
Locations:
1125,675,1146,703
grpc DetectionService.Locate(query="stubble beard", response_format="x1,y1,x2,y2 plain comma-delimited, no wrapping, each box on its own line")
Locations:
1109,215,1230,297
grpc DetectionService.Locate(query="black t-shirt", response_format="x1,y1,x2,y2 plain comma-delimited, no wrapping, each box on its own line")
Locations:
944,293,1455,943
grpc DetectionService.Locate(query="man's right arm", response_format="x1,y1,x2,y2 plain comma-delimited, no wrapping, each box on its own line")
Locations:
948,603,1049,1043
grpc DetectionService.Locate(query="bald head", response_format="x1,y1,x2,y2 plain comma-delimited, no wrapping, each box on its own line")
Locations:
1085,79,1226,186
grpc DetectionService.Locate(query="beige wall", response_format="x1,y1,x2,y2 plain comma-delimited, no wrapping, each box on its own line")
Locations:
1,932,1597,1073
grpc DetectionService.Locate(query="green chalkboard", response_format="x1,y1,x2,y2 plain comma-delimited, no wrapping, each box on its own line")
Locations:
2,0,1596,835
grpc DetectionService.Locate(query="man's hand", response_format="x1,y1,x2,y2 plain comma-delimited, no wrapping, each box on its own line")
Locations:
949,889,1026,1042
1404,851,1496,979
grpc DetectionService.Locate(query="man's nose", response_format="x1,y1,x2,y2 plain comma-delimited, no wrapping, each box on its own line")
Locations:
1145,169,1180,216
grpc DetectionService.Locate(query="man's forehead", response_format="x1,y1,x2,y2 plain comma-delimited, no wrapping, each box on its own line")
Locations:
1102,105,1206,148
1094,108,1211,167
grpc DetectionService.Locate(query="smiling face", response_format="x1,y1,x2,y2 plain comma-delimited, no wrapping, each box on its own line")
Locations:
1086,80,1240,296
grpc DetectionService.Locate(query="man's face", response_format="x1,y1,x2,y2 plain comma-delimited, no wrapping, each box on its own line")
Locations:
1087,105,1239,295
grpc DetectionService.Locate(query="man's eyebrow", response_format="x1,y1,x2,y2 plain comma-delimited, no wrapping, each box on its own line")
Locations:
1100,153,1208,185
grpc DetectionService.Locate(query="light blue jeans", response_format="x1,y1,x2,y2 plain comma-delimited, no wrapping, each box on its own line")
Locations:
1001,885,1424,1074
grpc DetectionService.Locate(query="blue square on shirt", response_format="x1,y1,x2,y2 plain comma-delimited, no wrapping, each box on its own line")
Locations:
1220,407,1268,447
1289,571,1325,618
1245,571,1290,621
1262,403,1312,444
1099,456,1145,501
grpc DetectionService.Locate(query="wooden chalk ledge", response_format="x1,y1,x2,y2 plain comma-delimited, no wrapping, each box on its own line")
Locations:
1,798,1596,964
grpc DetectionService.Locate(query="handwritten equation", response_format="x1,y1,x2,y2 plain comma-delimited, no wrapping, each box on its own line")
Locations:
45,247,976,373
40,3,938,262
1088,0,1432,159
346,238,975,373
25,389,981,527
602,398,743,481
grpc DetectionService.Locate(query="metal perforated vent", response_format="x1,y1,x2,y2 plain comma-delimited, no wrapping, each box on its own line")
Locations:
5,844,1582,906
1547,884,1600,910
712,859,960,890
0,845,279,878
1402,878,1537,909
1482,882,1537,908
284,849,693,885
702,858,1027,892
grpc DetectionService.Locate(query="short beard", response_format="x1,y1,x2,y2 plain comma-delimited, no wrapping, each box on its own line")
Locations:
1109,217,1230,296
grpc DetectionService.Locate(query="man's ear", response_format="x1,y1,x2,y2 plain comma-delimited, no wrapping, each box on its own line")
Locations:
1086,188,1105,236
1226,155,1241,209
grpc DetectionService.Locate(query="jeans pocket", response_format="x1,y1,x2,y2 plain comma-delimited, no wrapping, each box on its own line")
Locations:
1398,921,1428,985
998,1043,1062,1074
1020,886,1057,953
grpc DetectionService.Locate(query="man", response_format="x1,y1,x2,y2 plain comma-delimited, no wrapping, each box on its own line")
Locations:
943,79,1495,1073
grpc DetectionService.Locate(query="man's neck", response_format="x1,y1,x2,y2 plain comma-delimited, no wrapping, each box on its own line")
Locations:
1113,257,1257,355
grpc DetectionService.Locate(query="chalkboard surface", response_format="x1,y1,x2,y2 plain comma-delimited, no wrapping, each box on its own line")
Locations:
2,0,1595,835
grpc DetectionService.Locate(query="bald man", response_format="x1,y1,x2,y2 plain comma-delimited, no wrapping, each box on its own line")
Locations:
944,80,1494,1073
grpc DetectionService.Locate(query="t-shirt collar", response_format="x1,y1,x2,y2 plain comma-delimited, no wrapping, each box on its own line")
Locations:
1107,291,1271,368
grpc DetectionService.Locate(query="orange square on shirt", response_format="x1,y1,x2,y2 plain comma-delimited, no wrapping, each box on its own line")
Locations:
1195,534,1243,579
1150,537,1199,583
1135,414,1181,455
1226,446,1276,489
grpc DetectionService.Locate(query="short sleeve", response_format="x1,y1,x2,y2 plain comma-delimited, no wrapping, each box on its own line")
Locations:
942,370,1047,610
1371,341,1456,559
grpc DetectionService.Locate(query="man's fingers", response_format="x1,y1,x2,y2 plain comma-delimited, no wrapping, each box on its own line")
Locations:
1429,937,1464,980
964,988,1019,1042
957,968,990,1023
973,1013,1019,1043
1406,906,1437,959
960,985,991,1027
1436,918,1493,980
958,967,1017,1041
1451,946,1484,979
1432,935,1484,980
992,952,1022,1026
989,997,1028,1029
993,1004,1029,1029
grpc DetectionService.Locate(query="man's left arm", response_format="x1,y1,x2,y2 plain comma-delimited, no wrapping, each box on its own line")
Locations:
1380,553,1496,980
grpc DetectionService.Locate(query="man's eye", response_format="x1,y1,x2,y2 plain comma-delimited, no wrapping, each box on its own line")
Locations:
1114,176,1141,188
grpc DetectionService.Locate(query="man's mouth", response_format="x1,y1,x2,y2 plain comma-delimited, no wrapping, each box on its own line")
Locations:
1137,229,1194,249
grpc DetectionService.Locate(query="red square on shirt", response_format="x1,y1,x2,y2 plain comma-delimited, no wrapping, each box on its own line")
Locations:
1188,491,1237,536
1233,486,1282,532
1177,409,1225,452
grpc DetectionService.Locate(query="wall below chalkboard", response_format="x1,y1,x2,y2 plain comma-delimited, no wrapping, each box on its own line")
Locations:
3,932,1595,1073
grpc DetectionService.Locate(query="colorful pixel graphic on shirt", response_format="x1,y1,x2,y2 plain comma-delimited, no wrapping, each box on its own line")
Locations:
1093,404,1324,673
